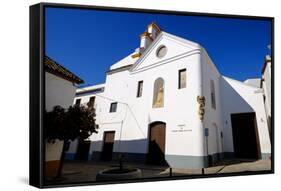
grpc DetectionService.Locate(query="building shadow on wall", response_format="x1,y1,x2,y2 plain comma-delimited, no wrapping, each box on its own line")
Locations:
220,77,261,160
70,138,169,167
220,77,255,113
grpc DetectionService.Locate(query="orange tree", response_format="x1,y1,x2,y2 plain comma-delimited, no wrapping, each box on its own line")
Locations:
44,104,98,178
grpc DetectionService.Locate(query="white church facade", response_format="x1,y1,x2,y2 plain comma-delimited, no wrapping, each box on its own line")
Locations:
66,23,271,169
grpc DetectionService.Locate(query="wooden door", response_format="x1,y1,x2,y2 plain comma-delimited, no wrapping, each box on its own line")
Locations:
231,113,260,159
147,122,166,165
101,131,115,161
75,140,91,160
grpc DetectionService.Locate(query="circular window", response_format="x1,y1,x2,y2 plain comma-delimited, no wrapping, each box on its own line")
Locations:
156,45,167,58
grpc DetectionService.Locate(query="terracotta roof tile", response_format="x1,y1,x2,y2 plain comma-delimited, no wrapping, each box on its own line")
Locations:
45,56,84,84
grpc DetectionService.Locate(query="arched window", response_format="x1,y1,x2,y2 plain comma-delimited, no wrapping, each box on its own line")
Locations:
153,78,164,108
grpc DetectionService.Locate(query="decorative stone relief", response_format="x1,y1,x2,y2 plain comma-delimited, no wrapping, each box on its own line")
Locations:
197,96,205,121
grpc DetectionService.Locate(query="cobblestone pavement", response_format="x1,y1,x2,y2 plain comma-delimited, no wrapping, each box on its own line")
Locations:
46,159,271,185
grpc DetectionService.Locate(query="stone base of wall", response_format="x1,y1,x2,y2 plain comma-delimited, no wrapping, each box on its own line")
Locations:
89,151,147,163
261,153,271,159
223,152,235,159
165,154,208,169
91,151,101,161
65,151,271,169
219,152,271,160
67,151,232,168
112,152,147,163
65,153,76,160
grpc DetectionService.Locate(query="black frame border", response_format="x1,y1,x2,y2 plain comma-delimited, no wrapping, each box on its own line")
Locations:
29,2,274,189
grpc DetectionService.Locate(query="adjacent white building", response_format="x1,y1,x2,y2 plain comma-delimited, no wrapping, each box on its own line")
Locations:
261,55,272,141
45,56,84,111
66,23,271,169
45,56,84,177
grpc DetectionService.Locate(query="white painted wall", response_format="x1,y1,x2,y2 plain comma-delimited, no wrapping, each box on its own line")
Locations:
127,52,204,157
244,78,261,88
67,139,78,155
45,140,64,161
262,61,271,117
201,49,224,156
45,72,77,111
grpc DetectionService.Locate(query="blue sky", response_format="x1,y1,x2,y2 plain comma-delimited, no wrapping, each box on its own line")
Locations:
45,7,271,86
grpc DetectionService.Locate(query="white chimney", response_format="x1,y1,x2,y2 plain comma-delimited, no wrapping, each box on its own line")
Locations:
147,22,161,40
131,22,161,58
265,55,271,62
140,31,152,50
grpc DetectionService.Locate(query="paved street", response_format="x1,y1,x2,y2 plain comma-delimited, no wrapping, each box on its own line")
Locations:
46,159,271,184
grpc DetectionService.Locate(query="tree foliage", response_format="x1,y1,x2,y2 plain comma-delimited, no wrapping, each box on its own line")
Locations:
44,104,98,143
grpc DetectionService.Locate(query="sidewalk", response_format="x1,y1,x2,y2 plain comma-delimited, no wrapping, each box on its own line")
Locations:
160,159,271,175
46,159,271,184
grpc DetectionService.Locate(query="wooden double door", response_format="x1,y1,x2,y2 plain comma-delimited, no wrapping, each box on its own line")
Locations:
147,122,167,165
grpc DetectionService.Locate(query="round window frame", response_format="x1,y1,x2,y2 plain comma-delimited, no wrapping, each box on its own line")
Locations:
156,45,167,58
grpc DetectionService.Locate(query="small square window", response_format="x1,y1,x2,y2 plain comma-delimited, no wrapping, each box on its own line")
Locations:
109,102,117,113
88,96,95,107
